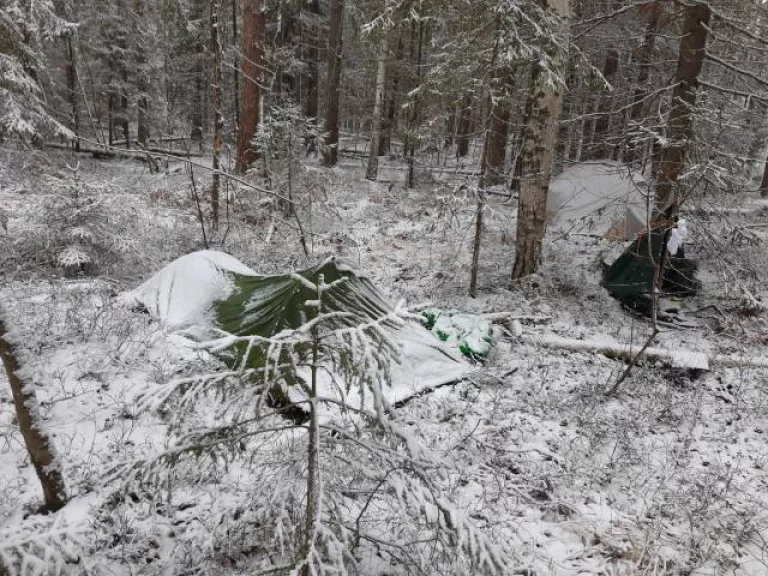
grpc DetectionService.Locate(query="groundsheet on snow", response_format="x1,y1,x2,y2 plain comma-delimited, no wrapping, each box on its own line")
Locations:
123,251,471,409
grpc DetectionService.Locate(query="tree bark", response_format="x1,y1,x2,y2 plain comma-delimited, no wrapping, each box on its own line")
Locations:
211,0,223,227
626,3,662,165
654,2,710,214
760,151,768,198
323,0,344,167
405,21,424,188
119,68,129,144
65,36,80,151
232,0,240,131
592,48,619,159
484,99,511,186
135,0,150,147
456,94,472,158
512,0,571,280
191,17,205,146
379,29,404,156
366,6,392,181
235,0,266,173
304,0,321,121
0,309,67,512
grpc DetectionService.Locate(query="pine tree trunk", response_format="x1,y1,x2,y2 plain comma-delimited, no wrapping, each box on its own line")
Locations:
66,36,80,151
456,95,472,158
232,0,240,131
405,21,424,188
304,0,321,121
107,90,115,146
235,0,266,173
654,2,710,214
135,0,150,147
191,44,204,145
0,309,67,512
120,68,129,144
484,99,510,186
761,152,768,198
211,0,223,228
366,7,392,181
512,0,571,280
626,3,662,165
379,30,404,156
323,0,344,167
593,48,619,158
445,108,455,148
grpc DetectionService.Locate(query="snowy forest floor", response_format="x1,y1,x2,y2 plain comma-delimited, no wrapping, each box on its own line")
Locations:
1,144,768,575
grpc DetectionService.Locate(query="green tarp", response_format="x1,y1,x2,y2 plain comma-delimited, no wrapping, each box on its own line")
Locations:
215,259,393,370
602,228,699,315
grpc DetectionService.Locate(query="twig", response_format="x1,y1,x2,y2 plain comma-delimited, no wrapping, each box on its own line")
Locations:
188,165,209,249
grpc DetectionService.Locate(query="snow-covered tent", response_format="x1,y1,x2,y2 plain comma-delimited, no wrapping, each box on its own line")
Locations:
123,251,471,408
547,162,650,240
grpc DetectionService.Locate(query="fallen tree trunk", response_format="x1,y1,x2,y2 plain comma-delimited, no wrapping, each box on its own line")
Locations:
0,308,67,512
520,334,768,371
45,141,202,159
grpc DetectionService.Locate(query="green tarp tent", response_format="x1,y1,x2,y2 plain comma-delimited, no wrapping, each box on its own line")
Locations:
123,251,470,415
601,227,700,315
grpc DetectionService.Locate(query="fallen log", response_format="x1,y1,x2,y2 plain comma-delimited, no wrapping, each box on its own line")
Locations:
522,334,711,370
520,334,768,371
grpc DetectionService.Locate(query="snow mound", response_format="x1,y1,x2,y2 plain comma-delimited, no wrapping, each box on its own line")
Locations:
547,162,649,239
122,250,256,333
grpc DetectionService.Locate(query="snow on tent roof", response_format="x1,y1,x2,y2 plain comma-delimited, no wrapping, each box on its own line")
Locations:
125,251,470,406
122,250,256,334
547,162,650,239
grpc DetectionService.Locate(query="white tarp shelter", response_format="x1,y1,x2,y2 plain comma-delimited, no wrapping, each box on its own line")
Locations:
547,162,650,240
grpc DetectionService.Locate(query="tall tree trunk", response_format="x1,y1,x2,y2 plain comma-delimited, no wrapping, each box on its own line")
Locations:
761,152,768,198
456,95,472,158
323,0,344,167
469,15,502,296
512,0,571,280
191,47,204,145
232,0,240,132
445,108,455,148
366,4,392,182
191,0,207,147
405,21,424,188
235,0,265,173
592,48,619,158
211,0,223,227
0,309,67,512
137,91,150,146
120,68,129,144
135,0,150,147
654,2,710,214
484,99,511,186
65,36,80,151
379,29,403,156
107,90,115,146
626,3,662,165
304,0,321,121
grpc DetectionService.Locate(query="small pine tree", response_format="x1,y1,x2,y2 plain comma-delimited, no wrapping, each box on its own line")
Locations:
12,166,139,275
110,272,510,575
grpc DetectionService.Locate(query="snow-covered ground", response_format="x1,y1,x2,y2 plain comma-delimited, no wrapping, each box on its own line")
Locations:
1,146,768,575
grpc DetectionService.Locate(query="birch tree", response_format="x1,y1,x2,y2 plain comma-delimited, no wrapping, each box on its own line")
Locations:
365,0,393,181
